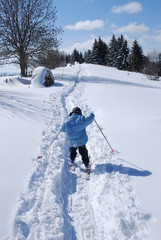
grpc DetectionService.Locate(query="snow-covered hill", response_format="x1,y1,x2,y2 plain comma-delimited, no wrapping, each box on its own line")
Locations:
0,63,161,239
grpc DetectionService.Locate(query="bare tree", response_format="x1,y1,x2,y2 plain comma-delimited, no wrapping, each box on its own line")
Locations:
143,50,160,80
36,49,62,69
0,0,62,76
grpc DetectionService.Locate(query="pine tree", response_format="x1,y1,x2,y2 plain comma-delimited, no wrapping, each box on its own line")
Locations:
106,35,118,67
97,37,108,65
84,50,92,63
88,37,108,65
116,35,129,70
122,39,129,70
79,52,84,63
88,39,98,64
65,54,72,65
71,48,80,63
129,40,144,72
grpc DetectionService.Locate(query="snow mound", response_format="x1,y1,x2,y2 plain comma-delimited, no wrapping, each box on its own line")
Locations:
31,66,54,88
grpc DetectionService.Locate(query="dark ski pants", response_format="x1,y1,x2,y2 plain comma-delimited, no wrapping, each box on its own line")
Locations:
69,145,89,166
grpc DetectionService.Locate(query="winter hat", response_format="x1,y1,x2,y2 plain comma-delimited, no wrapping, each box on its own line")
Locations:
69,107,82,116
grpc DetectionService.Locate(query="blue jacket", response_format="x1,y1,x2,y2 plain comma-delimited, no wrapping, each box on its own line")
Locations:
61,113,94,147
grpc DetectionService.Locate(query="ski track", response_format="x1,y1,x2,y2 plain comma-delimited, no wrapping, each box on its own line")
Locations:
6,65,152,240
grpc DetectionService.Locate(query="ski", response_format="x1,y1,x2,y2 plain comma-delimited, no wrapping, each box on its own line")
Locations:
69,162,75,171
69,160,91,180
86,167,91,180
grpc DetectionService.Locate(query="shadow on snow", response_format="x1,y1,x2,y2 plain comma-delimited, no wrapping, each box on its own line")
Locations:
82,76,161,90
95,163,152,177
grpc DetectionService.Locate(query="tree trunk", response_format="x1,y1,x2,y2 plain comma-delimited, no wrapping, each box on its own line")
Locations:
19,48,27,77
20,63,26,77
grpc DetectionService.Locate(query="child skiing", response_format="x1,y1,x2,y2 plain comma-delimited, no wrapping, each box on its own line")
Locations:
61,107,94,171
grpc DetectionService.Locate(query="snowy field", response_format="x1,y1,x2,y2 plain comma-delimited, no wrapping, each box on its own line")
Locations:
0,63,161,239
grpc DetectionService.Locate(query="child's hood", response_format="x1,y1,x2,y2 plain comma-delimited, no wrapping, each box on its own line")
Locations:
68,114,85,125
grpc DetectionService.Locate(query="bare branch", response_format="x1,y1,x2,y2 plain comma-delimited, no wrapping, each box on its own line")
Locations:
0,0,62,76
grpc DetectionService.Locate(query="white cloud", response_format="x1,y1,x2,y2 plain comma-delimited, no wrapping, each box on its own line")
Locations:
112,2,142,14
154,30,161,42
60,38,95,53
137,33,161,54
112,22,149,34
64,20,105,31
111,23,117,29
60,35,113,54
138,32,160,44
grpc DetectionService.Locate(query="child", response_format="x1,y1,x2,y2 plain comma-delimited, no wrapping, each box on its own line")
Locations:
61,107,94,169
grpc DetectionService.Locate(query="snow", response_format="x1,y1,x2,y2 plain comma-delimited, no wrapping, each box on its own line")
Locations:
31,66,52,88
0,63,161,239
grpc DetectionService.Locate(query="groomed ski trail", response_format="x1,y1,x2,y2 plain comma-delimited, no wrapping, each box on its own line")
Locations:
7,64,152,240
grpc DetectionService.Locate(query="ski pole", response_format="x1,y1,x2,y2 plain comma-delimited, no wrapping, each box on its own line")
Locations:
94,119,115,153
37,130,61,159
117,158,146,171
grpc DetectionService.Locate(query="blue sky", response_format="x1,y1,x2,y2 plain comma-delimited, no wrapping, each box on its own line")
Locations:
54,0,161,55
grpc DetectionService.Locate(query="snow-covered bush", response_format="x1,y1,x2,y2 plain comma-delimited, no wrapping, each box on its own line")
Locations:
31,66,54,87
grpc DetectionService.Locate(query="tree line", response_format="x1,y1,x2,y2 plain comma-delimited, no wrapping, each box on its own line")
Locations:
30,35,161,80
65,36,161,79
36,35,161,80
